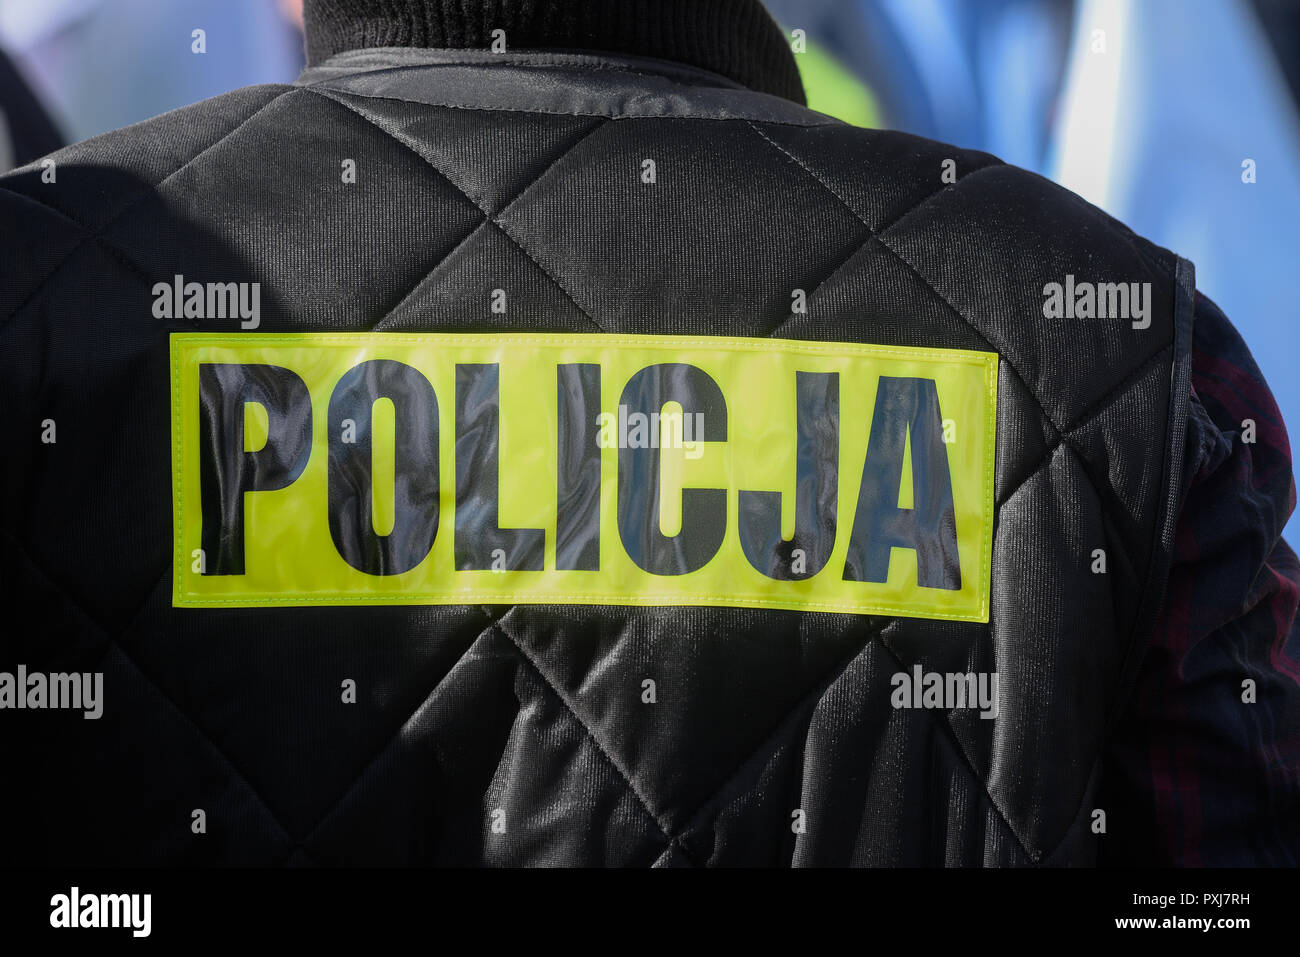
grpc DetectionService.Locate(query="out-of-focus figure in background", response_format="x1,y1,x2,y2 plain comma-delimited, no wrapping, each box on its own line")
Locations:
769,0,1300,543
0,45,63,171
0,0,302,144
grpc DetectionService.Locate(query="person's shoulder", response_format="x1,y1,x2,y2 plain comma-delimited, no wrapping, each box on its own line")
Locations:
0,83,294,231
745,114,1178,273
0,83,295,329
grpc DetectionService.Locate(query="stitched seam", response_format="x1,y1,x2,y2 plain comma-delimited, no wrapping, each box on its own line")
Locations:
170,332,998,361
748,119,877,344
291,608,513,855
0,182,94,232
874,636,1040,861
371,220,493,331
748,121,1006,243
166,594,988,619
489,220,606,332
493,614,691,860
1007,462,1118,865
295,84,835,127
310,88,608,333
746,121,869,221
996,344,1174,510
309,49,754,92
762,232,876,337
747,121,1002,340
0,189,173,323
875,163,1005,238
492,122,610,219
924,703,1036,864
0,90,294,337
2,530,304,860
2,235,92,332
92,235,158,291
673,618,894,841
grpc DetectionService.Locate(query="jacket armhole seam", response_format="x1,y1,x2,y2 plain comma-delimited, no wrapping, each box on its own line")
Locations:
1104,256,1197,738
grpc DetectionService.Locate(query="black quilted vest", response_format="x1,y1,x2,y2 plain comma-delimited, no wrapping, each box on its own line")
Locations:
0,49,1194,866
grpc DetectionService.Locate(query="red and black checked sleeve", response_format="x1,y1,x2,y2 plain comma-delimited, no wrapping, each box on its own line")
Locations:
1101,292,1300,866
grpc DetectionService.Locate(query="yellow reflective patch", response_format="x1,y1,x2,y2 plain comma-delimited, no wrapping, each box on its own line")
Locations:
243,401,269,453
170,333,998,620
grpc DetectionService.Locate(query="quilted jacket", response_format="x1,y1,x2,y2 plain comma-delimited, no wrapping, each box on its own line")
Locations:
0,4,1197,866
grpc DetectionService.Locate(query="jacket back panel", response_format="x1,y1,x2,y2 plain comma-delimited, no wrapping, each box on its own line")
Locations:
0,54,1193,865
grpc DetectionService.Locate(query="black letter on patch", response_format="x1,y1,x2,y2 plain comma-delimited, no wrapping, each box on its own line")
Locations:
199,363,312,575
843,376,960,589
556,363,602,571
455,364,545,571
328,359,440,576
617,363,727,575
739,371,839,580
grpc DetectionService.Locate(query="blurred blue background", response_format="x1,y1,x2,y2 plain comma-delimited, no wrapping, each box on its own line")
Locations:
1,0,1295,543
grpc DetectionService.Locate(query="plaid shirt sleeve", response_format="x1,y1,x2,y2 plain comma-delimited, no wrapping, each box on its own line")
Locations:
1100,291,1300,866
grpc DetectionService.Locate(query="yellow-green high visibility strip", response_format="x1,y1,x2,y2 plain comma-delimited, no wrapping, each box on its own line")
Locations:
171,333,997,620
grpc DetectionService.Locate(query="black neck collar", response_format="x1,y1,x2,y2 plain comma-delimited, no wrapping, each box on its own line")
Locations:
303,0,804,104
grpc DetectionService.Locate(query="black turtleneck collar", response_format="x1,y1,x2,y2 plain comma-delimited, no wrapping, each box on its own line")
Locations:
303,0,805,104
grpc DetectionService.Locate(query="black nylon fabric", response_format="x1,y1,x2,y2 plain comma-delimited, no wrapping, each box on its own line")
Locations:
0,51,1190,866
